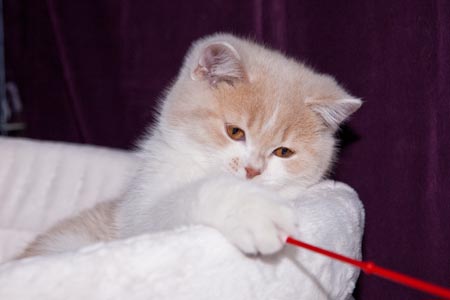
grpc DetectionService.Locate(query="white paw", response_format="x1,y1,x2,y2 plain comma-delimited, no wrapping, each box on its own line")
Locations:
225,197,297,255
198,181,298,255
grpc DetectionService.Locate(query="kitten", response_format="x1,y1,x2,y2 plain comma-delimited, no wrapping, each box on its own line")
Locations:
18,33,361,258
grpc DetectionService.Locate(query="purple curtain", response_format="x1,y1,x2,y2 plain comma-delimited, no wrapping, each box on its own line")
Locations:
5,1,450,299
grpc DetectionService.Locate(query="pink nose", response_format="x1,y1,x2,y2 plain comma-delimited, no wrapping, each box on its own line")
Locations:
245,166,261,179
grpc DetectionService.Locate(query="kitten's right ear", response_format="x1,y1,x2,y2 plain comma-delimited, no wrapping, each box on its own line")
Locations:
190,42,246,86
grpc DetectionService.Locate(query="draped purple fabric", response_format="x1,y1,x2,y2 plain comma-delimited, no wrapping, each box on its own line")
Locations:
5,1,450,299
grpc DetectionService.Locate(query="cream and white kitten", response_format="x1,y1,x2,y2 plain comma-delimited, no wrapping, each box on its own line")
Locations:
19,34,361,258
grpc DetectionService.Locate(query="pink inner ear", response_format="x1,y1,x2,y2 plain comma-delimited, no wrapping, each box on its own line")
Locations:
193,42,246,86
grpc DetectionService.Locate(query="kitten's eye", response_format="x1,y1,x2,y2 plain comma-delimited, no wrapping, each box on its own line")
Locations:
226,125,245,141
273,147,295,158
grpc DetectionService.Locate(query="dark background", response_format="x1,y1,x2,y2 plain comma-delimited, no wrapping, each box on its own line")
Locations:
4,1,450,299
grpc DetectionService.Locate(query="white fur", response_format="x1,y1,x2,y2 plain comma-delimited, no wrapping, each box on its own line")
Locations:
261,101,280,134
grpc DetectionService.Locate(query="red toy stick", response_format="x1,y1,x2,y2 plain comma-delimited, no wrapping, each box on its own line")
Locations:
285,236,450,299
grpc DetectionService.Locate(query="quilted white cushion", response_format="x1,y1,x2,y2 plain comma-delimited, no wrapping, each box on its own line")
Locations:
0,137,139,262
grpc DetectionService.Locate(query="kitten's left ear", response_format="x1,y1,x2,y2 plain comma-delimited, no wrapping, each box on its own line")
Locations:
306,97,362,129
191,42,247,86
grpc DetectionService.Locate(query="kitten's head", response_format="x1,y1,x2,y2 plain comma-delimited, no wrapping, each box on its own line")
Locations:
160,34,361,192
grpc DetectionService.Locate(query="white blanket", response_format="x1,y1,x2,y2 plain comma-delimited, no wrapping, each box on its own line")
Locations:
0,138,364,300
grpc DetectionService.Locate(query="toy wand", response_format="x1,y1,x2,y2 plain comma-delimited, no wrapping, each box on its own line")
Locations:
285,236,450,299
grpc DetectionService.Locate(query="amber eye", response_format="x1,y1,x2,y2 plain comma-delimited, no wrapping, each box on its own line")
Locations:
273,147,295,158
226,125,245,141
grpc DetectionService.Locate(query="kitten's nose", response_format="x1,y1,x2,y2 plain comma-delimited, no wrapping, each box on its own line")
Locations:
245,166,261,179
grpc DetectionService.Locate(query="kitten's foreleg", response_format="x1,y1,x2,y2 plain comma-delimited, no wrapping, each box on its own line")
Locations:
17,201,118,259
118,176,298,255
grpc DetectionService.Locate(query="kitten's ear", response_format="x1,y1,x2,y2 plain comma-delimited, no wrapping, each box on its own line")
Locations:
306,97,362,129
191,42,246,86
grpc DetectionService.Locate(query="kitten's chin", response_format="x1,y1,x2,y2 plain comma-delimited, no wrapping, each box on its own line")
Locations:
278,185,307,200
255,177,311,199
243,177,306,200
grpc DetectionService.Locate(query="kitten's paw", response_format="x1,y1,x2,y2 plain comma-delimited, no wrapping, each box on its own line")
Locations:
226,196,297,255
198,182,298,255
